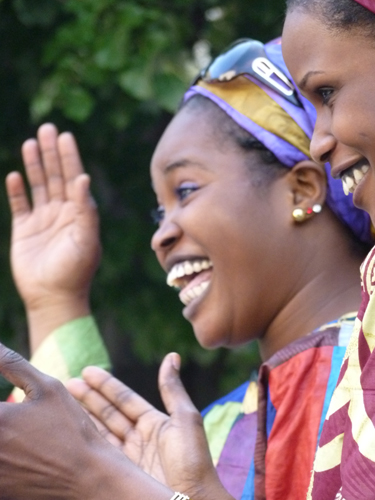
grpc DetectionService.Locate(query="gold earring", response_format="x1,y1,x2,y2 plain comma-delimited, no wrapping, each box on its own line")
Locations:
292,204,322,223
292,208,306,222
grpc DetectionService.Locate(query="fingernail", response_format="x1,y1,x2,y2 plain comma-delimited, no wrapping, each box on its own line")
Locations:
171,352,180,371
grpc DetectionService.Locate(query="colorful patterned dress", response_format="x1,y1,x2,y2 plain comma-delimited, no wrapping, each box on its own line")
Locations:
203,314,355,500
308,247,375,500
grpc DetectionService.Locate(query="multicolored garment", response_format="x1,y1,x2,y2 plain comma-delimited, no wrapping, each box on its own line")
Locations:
203,314,356,500
8,316,111,403
308,247,375,500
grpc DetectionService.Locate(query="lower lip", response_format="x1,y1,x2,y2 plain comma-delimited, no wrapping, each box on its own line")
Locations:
179,272,212,316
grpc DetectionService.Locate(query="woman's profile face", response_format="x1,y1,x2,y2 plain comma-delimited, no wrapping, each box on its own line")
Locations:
283,10,375,222
150,105,297,349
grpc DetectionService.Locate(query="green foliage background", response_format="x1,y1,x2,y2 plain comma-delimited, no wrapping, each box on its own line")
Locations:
0,0,285,406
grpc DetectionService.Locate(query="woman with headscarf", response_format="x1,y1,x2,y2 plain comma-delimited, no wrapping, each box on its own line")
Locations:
1,37,371,499
281,1,375,499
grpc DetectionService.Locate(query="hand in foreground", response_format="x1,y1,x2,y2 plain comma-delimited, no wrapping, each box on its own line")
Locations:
7,123,101,351
0,342,173,500
67,354,232,500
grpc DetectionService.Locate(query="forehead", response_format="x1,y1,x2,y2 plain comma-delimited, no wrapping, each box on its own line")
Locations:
150,105,223,179
282,10,372,87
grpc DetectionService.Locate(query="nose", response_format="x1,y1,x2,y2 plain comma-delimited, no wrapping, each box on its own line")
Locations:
151,217,182,253
310,113,336,165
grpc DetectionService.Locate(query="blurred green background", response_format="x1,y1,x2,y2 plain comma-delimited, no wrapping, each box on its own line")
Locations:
0,0,285,407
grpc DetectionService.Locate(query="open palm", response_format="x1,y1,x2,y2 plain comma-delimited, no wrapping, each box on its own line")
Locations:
7,124,101,313
67,354,230,500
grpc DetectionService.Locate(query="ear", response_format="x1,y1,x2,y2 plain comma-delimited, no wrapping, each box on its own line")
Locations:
287,160,327,209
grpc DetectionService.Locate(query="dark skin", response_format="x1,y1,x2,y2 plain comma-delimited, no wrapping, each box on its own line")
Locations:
1,105,365,496
282,9,375,224
0,344,232,500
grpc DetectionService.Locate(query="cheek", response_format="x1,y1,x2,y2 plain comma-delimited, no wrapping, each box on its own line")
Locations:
332,94,375,148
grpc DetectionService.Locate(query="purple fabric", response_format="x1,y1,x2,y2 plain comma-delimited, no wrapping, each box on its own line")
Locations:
216,412,257,500
184,38,372,244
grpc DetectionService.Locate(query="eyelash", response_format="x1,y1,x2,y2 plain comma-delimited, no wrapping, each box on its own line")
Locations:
175,184,199,201
151,183,199,224
150,206,165,224
317,87,334,105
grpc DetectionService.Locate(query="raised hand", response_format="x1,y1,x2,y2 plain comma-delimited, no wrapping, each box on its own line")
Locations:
67,354,232,500
7,123,101,351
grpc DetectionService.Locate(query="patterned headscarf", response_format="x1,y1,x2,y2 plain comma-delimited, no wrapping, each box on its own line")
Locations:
353,0,375,13
184,38,372,244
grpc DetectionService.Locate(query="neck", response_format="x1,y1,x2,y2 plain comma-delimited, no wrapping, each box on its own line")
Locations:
258,217,367,360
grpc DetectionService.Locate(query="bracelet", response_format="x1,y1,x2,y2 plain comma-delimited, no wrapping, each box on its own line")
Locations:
170,493,190,500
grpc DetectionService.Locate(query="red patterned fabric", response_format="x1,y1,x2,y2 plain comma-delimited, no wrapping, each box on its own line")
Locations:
353,0,375,14
308,247,375,500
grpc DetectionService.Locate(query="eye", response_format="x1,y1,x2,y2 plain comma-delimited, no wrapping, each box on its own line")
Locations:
317,87,334,105
175,182,199,201
150,206,165,224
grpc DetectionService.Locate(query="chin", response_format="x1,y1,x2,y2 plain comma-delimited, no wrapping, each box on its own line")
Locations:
191,324,227,350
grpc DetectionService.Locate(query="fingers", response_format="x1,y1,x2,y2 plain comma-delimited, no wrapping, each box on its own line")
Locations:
88,411,124,448
21,123,87,207
0,343,55,401
6,172,31,219
37,123,66,202
57,132,84,200
67,375,134,441
21,138,48,207
81,367,156,422
158,353,198,416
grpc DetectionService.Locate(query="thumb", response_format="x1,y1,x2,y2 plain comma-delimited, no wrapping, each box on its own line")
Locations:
0,344,46,401
158,352,198,416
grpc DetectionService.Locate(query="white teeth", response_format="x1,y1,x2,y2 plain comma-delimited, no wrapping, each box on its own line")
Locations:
180,281,209,306
184,262,194,275
353,169,364,183
193,262,201,273
176,266,185,278
341,164,370,196
166,259,213,288
342,178,349,196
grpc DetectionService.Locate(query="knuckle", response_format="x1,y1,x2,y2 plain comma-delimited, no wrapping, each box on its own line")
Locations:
99,403,117,421
113,387,135,408
0,346,24,366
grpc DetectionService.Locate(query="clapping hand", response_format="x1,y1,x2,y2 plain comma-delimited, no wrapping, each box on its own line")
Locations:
67,354,232,500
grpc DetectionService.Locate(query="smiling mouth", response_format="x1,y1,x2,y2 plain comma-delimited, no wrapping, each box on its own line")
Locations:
341,161,369,195
166,259,213,306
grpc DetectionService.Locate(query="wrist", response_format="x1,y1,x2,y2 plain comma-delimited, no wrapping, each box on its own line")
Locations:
180,471,234,500
26,292,91,353
83,441,174,500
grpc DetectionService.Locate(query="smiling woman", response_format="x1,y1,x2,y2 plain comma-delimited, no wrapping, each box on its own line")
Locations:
3,36,374,500
282,1,375,499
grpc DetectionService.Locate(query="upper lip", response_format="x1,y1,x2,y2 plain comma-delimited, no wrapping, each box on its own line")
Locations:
331,157,369,179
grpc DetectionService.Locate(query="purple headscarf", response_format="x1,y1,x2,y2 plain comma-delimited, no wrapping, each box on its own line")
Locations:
184,38,372,244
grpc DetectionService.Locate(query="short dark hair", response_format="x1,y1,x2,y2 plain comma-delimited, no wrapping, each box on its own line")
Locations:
286,0,375,37
181,94,288,188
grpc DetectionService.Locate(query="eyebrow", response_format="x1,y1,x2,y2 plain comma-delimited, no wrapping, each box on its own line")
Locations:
298,70,325,90
163,159,207,174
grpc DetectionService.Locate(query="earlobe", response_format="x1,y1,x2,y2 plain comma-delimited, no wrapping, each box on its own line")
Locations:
289,160,327,220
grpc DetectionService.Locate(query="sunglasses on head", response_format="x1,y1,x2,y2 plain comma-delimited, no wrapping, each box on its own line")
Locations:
194,38,302,108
